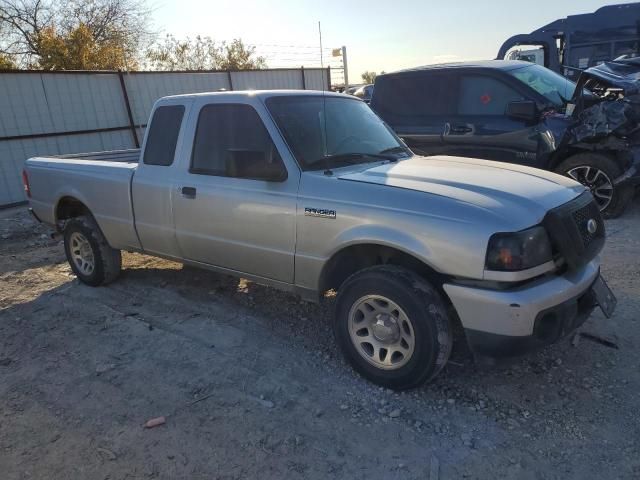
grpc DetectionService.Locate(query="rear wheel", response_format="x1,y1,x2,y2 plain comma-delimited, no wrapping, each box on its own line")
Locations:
555,153,633,218
63,215,121,286
334,265,452,390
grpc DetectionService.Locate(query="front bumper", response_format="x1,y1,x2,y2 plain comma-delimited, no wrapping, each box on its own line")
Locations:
443,260,600,357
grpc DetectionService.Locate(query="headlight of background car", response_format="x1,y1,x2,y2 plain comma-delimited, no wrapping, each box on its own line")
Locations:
485,226,553,271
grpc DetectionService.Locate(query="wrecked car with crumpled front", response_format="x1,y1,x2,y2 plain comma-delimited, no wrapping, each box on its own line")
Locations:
371,59,640,217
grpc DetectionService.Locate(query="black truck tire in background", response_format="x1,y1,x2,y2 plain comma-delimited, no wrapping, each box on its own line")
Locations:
334,265,453,390
63,215,122,286
555,152,634,218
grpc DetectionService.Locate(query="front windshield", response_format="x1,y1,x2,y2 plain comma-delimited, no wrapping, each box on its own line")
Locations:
266,95,410,171
509,64,576,108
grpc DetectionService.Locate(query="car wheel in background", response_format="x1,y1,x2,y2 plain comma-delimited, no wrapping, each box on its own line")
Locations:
556,153,633,218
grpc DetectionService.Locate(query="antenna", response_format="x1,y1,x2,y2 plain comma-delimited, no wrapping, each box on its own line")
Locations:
318,21,332,174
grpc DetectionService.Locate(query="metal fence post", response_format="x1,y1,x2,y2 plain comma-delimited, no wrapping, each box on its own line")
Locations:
301,66,306,89
227,71,234,90
117,70,140,148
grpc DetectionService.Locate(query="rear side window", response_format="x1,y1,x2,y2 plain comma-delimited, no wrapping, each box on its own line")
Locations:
614,40,639,58
568,44,612,69
372,73,454,126
191,104,284,180
143,105,185,166
457,75,524,116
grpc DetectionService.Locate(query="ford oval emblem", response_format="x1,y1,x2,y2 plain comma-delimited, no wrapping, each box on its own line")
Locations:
587,219,598,234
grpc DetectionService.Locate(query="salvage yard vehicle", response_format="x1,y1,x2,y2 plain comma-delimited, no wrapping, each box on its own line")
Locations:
24,90,616,389
371,59,640,217
496,3,640,80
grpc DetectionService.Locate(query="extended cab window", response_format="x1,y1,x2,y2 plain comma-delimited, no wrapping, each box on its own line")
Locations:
457,75,525,116
143,105,185,166
191,104,285,181
373,74,454,126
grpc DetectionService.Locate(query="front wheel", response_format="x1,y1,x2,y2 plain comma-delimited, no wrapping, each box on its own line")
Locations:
334,266,452,390
555,153,633,218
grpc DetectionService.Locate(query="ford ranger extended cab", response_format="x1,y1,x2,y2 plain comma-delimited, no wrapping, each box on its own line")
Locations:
24,90,617,389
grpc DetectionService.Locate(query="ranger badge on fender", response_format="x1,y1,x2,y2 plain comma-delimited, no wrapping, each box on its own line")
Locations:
304,207,336,219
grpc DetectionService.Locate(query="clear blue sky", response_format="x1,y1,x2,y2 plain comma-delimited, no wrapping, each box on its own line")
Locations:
152,1,626,80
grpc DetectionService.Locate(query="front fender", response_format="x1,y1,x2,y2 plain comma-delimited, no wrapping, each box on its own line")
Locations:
327,223,437,270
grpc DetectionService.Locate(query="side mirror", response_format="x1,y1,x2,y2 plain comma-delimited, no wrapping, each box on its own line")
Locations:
226,150,288,182
506,100,538,122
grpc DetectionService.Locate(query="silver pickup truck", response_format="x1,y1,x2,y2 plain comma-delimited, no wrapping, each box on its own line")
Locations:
24,90,616,389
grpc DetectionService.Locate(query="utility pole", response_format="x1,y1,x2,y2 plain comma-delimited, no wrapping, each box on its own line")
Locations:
341,46,349,91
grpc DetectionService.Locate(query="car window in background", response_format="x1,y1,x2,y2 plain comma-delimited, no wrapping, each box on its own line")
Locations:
457,75,525,115
614,40,639,58
509,64,577,108
266,96,408,170
354,84,374,100
371,73,454,126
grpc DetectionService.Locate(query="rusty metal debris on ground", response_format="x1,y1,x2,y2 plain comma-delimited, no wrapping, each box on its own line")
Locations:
580,332,619,349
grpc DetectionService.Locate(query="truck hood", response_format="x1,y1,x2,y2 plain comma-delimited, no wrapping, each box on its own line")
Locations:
338,156,585,224
579,58,640,93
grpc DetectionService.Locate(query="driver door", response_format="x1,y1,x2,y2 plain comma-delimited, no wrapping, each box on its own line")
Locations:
171,101,299,283
442,72,540,166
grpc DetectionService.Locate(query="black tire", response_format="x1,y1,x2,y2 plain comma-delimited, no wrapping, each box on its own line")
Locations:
63,215,122,286
334,265,452,390
555,153,633,218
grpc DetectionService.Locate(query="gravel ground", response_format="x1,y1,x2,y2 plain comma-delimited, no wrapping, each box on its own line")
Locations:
0,202,639,479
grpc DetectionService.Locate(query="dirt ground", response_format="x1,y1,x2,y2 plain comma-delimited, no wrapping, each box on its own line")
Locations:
1,202,639,480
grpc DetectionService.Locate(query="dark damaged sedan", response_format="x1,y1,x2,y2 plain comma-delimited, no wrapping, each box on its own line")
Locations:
371,59,640,217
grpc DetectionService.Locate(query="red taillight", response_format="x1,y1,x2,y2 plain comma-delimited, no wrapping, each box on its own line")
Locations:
22,170,31,198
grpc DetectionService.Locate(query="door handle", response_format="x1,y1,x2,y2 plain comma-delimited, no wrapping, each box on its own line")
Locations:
181,186,197,198
449,124,473,134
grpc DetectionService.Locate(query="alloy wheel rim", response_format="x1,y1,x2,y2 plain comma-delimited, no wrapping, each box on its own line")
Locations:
567,166,613,211
69,231,95,276
348,295,415,370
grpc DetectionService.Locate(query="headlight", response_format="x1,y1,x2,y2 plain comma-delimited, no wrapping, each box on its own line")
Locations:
485,226,553,271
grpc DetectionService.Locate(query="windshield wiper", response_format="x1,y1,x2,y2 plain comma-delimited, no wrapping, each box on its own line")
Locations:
378,146,410,155
312,152,396,168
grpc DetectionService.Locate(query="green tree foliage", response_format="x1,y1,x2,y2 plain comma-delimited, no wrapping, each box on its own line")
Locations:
361,71,377,83
217,39,266,70
146,35,267,71
0,52,15,68
37,24,132,70
0,0,150,69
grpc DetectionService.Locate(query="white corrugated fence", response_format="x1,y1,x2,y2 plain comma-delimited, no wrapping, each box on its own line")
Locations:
0,67,330,206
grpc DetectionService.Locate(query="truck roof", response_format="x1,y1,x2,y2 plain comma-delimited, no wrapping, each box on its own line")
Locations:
382,60,530,77
157,89,348,102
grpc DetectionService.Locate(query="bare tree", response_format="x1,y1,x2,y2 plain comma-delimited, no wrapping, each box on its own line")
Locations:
0,0,152,68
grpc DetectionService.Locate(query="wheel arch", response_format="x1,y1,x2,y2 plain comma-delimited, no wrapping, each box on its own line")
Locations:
318,242,449,299
55,195,92,225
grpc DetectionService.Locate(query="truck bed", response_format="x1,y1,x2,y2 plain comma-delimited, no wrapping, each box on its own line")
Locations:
25,149,141,251
46,148,141,163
